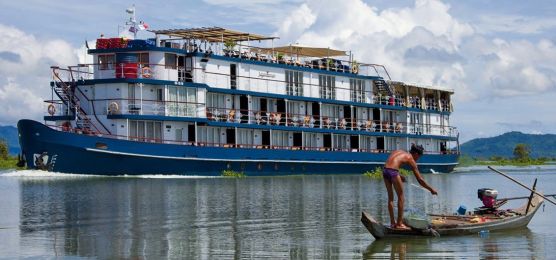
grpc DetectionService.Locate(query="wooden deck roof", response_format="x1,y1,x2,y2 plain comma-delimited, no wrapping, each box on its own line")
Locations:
149,27,277,42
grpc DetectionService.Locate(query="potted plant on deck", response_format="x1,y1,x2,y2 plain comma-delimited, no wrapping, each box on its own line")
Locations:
224,40,237,57
277,52,285,64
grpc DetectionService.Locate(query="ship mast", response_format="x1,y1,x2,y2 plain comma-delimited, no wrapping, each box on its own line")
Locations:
125,5,138,39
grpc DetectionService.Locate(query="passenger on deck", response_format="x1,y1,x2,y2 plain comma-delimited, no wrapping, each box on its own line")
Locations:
383,121,390,132
381,144,437,230
365,120,373,131
303,115,311,127
323,117,331,128
395,123,403,133
339,118,347,129
227,109,235,122
274,113,282,125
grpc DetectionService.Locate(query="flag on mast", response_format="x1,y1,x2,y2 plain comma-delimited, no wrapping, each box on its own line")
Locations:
138,21,149,30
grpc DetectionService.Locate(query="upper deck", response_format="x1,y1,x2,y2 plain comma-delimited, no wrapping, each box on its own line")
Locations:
77,27,453,116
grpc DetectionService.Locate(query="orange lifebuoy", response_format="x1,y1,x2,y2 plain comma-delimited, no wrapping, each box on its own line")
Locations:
47,104,56,116
141,67,152,78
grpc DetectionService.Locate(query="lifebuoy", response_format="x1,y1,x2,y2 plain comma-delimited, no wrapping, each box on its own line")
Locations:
47,104,56,116
141,67,152,78
108,102,119,114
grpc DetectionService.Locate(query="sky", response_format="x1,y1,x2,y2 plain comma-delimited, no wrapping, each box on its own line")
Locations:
0,0,555,143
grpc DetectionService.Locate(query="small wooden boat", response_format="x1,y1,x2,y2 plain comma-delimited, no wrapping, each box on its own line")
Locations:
361,192,544,239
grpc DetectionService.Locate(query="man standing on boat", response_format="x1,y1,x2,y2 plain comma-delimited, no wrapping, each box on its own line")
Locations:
383,144,437,229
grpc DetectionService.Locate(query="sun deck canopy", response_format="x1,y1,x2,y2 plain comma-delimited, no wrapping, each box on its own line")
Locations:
255,45,347,58
149,27,277,42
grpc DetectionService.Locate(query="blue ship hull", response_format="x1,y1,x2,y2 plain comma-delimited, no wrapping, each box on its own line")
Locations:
17,120,458,176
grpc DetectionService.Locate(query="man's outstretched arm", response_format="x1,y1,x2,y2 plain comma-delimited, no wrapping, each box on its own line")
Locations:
409,157,438,195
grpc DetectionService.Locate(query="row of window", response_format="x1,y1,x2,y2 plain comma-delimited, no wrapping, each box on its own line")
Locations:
129,120,163,141
286,71,365,102
123,118,451,152
178,125,441,152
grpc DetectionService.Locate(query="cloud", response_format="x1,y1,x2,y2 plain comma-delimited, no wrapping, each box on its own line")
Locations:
475,14,556,35
274,0,556,102
0,24,79,125
200,0,303,28
463,37,556,97
404,46,463,64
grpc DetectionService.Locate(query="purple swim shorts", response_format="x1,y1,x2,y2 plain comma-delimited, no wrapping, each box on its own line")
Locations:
383,168,400,182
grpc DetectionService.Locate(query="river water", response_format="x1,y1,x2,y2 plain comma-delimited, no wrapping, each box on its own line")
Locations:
0,166,554,259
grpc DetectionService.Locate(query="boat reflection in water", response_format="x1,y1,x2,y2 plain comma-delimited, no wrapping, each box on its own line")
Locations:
363,228,543,259
17,175,376,259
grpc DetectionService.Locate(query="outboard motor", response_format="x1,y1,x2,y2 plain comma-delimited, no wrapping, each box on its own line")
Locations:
478,188,498,208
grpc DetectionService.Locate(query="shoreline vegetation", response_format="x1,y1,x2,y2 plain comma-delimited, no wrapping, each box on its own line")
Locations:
0,156,22,170
1,139,23,170
458,143,552,167
221,169,246,178
364,167,411,179
457,155,549,167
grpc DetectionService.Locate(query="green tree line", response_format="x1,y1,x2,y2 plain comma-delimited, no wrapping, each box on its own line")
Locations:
459,143,550,166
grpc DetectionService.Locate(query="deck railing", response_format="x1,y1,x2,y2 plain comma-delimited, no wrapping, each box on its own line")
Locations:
204,106,458,137
45,97,457,138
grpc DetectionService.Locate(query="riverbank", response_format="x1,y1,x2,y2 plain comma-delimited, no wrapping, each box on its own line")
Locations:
0,157,22,170
458,155,548,167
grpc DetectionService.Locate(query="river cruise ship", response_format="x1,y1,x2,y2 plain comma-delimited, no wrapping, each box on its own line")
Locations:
18,23,459,176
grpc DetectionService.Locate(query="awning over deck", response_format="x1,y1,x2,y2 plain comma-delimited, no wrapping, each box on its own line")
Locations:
149,27,277,42
254,45,347,57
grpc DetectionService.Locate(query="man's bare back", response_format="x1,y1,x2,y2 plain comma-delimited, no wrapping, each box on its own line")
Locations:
385,150,416,171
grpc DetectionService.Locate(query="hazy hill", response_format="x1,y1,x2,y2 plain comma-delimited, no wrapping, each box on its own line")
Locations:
0,125,19,155
460,131,556,159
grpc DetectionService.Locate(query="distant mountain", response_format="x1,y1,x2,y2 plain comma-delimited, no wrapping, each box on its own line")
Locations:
0,125,19,155
460,131,556,159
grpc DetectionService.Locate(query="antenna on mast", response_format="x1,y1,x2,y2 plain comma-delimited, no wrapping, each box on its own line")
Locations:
125,4,138,38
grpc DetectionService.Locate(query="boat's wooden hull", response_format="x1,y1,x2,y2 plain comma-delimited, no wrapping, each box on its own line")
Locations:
362,193,543,239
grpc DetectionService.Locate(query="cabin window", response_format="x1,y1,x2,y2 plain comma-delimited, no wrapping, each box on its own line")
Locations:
128,84,139,113
129,120,163,142
197,126,224,145
321,104,341,122
156,88,164,102
98,54,115,70
319,75,335,99
206,93,227,112
167,86,197,117
138,53,149,65
350,79,364,103
333,134,349,150
237,129,254,147
272,131,290,148
165,53,177,69
303,132,319,150
286,70,303,96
